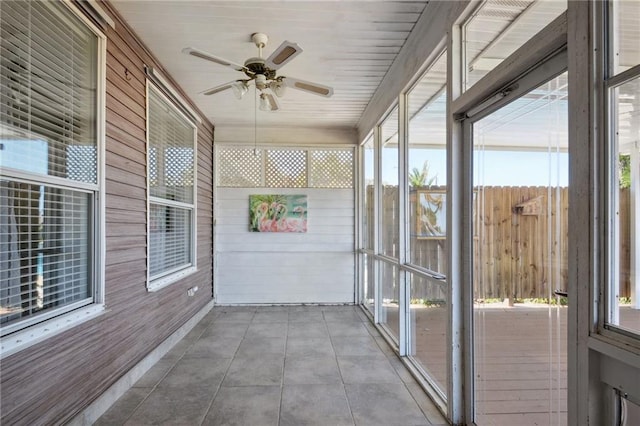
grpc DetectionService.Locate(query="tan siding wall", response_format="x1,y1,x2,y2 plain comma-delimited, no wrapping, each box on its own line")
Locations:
0,2,214,424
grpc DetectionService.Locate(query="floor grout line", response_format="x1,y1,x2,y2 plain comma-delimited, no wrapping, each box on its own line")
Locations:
197,309,253,425
121,320,211,426
326,314,358,426
277,315,290,426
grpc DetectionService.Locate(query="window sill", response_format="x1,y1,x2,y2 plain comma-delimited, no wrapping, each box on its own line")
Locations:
147,266,197,292
0,304,106,359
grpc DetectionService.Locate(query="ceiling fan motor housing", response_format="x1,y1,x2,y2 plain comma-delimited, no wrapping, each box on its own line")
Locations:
254,74,268,90
244,57,276,79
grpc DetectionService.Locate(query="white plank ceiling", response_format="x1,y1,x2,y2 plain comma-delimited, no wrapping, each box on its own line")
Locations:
109,1,430,132
109,1,638,149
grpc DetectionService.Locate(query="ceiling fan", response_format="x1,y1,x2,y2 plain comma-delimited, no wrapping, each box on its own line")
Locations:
182,33,333,111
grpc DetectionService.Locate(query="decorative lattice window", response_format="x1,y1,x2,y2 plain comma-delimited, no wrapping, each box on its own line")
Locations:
265,149,307,188
67,145,98,184
216,146,354,189
217,148,262,187
309,149,353,188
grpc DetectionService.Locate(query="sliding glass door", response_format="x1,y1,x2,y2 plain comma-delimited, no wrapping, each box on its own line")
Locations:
471,72,568,425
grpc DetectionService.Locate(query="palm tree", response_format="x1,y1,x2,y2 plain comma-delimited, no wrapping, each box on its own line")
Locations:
620,154,630,189
409,160,437,188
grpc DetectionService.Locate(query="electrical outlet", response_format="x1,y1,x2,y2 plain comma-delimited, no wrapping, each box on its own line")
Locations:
187,286,198,297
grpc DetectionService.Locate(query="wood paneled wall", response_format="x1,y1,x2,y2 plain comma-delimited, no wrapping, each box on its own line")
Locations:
0,3,214,424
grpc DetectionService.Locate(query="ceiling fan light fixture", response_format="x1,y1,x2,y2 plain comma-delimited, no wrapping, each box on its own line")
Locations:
259,93,271,111
272,81,286,97
231,81,249,100
259,92,280,111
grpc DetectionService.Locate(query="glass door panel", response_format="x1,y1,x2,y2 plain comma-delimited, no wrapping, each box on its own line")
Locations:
407,51,447,273
381,107,399,259
609,75,640,335
409,272,447,395
380,260,400,341
362,135,375,314
363,135,375,252
379,107,400,342
472,72,568,425
363,254,375,314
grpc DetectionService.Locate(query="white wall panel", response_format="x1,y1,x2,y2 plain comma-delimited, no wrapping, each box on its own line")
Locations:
216,187,355,304
215,126,357,145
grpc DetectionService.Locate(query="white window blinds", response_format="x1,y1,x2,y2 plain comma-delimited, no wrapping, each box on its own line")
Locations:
147,85,196,285
1,0,98,183
0,1,99,331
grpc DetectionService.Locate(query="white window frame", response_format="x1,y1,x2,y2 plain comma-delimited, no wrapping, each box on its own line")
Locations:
602,71,640,345
600,0,640,347
567,2,640,423
145,82,198,292
0,0,106,358
401,46,450,407
451,8,569,424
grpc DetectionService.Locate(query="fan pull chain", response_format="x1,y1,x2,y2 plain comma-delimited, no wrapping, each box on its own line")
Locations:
254,84,258,157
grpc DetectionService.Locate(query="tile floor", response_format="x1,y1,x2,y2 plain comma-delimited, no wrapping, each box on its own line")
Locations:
96,305,448,426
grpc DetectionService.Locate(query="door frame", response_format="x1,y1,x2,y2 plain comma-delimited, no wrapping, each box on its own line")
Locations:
570,1,640,424
460,52,568,425
449,11,568,425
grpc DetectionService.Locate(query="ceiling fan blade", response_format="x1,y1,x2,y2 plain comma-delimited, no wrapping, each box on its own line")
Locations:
265,41,303,70
282,77,333,97
200,81,235,96
182,47,249,73
200,80,253,96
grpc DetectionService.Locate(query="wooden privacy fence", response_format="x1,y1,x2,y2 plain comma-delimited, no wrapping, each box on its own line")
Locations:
473,186,569,301
365,186,632,301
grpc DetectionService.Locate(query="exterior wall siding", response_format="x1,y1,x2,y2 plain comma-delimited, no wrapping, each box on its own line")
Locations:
0,3,214,424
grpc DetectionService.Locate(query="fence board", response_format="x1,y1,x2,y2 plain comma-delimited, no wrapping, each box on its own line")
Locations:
373,186,632,300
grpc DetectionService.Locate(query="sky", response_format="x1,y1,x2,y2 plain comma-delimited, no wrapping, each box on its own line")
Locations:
367,148,569,187
1,139,48,175
5,137,569,190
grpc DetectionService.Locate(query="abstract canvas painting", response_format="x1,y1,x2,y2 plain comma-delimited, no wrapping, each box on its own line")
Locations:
249,194,307,233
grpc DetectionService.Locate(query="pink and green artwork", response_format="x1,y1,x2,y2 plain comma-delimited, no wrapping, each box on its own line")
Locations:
249,194,308,233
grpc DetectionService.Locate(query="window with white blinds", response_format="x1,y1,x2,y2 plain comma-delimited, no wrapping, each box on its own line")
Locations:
147,84,196,289
0,1,100,332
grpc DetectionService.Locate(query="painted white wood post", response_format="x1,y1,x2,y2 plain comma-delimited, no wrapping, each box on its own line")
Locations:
374,126,382,324
398,92,408,357
447,22,465,426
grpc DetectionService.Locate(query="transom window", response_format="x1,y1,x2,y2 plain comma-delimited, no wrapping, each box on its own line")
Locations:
463,0,567,91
